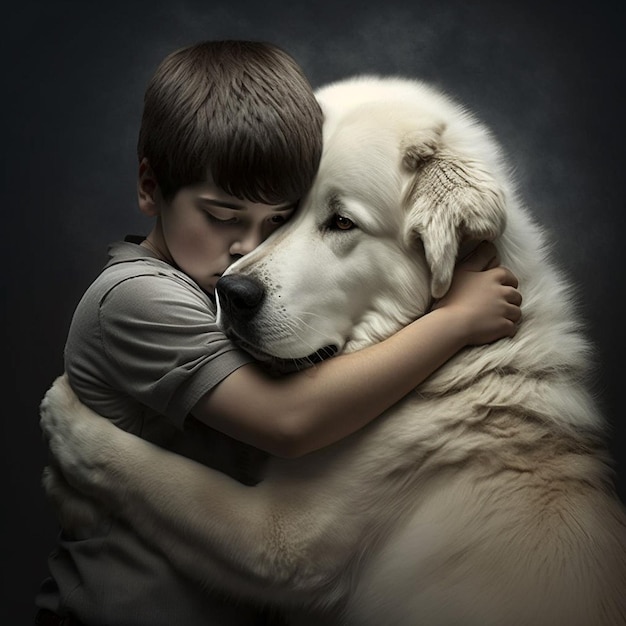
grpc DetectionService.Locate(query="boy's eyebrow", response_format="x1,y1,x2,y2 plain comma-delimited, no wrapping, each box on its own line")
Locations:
201,198,297,211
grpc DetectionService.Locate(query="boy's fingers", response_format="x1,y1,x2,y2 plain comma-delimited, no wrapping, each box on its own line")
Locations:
458,240,500,271
501,270,520,289
506,285,522,304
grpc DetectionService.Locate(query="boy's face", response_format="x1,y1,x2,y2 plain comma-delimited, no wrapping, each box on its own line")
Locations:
152,181,297,294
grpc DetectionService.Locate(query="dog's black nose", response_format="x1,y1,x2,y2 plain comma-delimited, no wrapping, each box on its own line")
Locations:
216,275,265,320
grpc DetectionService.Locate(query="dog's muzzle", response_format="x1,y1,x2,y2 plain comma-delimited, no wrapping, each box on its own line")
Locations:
216,274,339,371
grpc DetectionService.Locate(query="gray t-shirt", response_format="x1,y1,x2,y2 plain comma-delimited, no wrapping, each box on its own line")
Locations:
37,240,267,625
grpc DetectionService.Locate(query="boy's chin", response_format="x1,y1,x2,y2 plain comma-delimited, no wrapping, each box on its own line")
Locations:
198,281,216,298
197,276,218,295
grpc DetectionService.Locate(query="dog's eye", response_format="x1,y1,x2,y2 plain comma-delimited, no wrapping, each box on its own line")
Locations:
333,215,355,231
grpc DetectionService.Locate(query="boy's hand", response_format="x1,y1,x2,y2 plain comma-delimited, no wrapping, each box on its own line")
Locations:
432,241,522,346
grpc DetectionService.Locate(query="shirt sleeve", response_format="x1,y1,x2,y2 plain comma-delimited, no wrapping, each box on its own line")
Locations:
97,273,254,426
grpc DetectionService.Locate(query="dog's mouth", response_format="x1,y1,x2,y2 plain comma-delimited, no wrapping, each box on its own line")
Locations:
229,332,339,374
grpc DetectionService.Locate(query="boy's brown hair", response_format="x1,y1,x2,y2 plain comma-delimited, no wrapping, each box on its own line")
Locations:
137,40,323,203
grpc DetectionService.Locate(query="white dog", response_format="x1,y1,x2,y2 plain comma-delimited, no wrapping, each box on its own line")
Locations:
41,76,626,625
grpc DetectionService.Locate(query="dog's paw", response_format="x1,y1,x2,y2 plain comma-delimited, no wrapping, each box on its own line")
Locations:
42,465,106,531
40,374,79,441
39,374,113,492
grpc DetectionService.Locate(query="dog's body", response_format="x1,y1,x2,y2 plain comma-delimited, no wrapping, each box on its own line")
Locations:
43,76,626,625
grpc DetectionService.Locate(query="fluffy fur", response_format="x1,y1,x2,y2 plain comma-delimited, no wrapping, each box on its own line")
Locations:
42,76,626,625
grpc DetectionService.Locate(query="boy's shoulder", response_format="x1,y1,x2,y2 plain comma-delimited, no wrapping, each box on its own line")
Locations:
103,239,204,291
104,238,174,273
82,239,214,313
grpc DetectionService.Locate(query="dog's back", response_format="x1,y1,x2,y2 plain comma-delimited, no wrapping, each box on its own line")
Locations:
341,404,626,625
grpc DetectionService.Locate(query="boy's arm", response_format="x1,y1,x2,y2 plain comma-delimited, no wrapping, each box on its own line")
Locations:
193,242,521,458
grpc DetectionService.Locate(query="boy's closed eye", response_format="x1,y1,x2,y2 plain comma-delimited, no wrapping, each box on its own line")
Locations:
203,212,290,227
204,211,239,225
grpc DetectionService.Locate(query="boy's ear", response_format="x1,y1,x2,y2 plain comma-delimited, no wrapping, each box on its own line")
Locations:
137,158,160,217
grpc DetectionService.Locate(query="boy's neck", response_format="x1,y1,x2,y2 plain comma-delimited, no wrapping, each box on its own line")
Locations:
140,223,173,264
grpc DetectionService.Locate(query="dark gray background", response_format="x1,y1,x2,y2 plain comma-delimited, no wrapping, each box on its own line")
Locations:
3,0,624,622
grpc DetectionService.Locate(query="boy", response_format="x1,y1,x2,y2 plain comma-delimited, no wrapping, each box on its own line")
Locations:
36,41,522,626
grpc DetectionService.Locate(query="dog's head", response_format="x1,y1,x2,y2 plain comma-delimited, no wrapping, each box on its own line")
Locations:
217,77,508,369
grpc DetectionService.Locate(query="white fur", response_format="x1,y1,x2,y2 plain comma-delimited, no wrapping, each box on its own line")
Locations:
42,76,626,625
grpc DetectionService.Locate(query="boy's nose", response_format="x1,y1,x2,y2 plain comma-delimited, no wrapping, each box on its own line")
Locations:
229,230,263,257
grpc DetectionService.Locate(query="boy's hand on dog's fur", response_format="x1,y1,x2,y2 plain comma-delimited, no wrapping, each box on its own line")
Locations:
432,241,522,345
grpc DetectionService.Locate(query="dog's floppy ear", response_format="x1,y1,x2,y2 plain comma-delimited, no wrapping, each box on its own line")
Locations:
402,127,507,298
